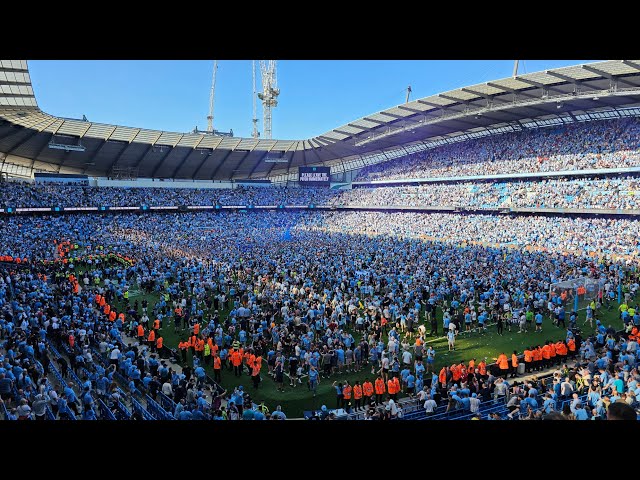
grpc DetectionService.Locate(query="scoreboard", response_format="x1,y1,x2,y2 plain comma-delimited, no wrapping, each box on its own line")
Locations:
298,166,330,185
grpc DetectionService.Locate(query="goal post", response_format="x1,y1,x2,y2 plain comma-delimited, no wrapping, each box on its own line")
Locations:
549,277,602,312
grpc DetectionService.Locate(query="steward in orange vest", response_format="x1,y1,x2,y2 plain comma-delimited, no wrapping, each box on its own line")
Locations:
353,382,363,410
212,354,222,383
362,380,374,404
374,376,386,403
511,352,519,378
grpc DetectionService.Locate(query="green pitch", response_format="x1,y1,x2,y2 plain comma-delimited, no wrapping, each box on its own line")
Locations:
110,288,626,417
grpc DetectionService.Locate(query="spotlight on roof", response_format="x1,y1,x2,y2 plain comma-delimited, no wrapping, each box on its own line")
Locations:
592,95,599,101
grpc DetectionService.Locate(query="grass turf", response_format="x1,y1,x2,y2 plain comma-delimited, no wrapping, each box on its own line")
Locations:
107,284,627,417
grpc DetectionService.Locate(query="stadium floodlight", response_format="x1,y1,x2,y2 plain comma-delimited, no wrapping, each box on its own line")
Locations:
48,142,86,152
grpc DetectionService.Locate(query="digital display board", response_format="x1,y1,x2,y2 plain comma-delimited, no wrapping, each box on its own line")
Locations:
299,166,330,185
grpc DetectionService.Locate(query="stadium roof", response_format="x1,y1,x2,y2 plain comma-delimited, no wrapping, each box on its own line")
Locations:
1,59,640,181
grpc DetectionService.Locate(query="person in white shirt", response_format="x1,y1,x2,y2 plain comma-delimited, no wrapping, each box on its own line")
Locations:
417,386,429,403
469,392,481,413
162,381,174,398
380,355,390,382
387,398,399,418
109,347,121,367
423,394,437,415
401,349,412,366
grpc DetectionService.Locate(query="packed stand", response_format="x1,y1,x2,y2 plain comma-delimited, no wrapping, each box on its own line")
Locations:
2,176,640,212
356,117,640,181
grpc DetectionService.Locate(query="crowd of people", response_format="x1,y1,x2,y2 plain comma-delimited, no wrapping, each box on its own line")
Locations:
406,323,640,421
297,211,640,258
2,175,640,212
0,207,637,420
0,184,335,209
335,176,640,210
356,117,640,181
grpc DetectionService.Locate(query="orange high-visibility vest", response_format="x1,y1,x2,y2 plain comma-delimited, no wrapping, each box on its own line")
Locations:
533,348,542,361
213,356,221,369
343,385,353,400
353,385,363,399
193,323,200,335
232,351,242,367
375,378,385,395
497,354,509,370
156,337,163,349
387,379,395,394
392,377,400,393
511,354,519,368
567,339,576,352
524,350,532,362
363,382,374,397
108,311,116,322
148,330,155,343
439,368,447,385
153,319,160,330
137,325,144,337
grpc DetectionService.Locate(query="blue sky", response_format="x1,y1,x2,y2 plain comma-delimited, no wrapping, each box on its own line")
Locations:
29,60,598,140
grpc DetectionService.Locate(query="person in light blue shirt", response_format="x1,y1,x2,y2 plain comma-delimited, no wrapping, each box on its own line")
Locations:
271,405,287,419
173,399,186,418
542,394,555,414
308,366,319,397
194,366,206,387
612,373,625,394
335,348,345,373
573,402,589,420
82,407,98,420
406,373,416,396
178,409,193,420
191,409,206,420
82,388,94,410
535,312,543,332
523,393,538,410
